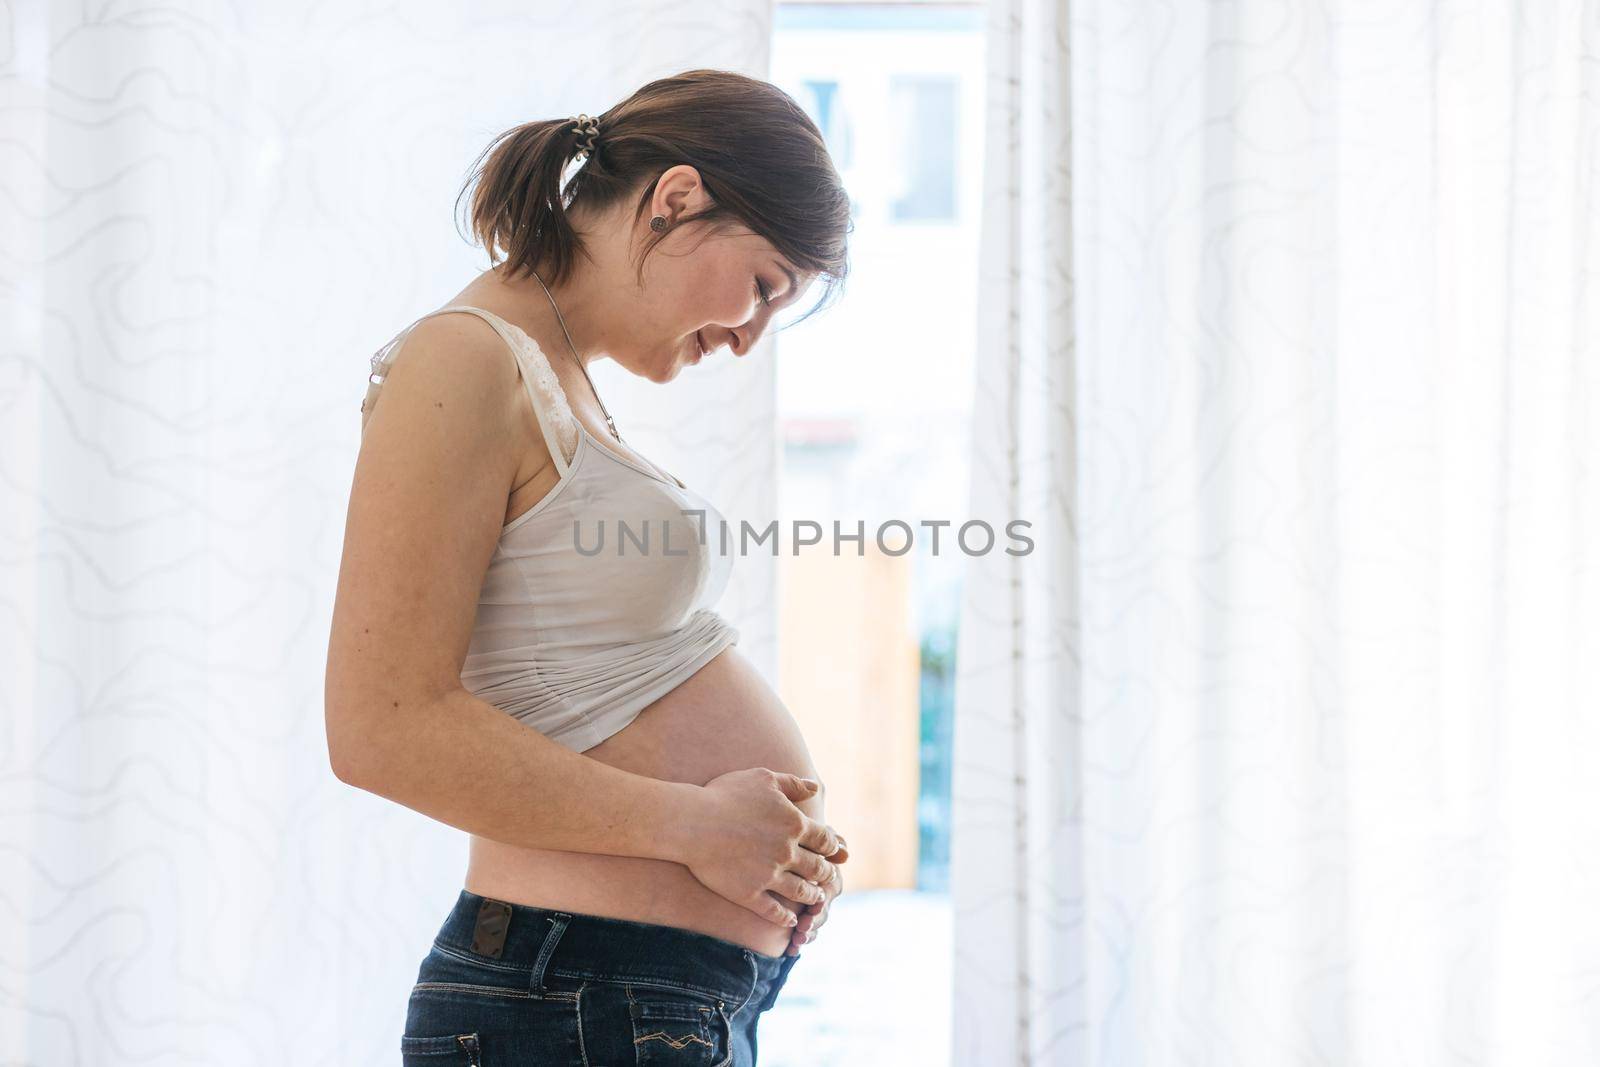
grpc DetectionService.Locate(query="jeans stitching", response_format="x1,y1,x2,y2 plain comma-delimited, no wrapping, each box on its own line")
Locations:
633,1027,715,1051
431,939,534,974
432,935,742,1000
626,982,717,1054
729,949,760,1017
412,981,576,1001
530,913,571,993
547,967,738,1003
576,980,591,1067
711,1002,734,1067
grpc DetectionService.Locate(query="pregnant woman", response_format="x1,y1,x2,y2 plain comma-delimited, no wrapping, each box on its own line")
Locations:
324,70,853,1065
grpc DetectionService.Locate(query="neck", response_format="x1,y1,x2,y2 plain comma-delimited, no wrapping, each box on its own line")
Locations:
480,210,646,374
460,258,629,436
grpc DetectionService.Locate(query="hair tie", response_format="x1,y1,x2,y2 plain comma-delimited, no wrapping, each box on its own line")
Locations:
570,113,600,159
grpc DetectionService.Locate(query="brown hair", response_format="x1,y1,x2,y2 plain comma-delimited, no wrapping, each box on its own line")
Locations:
455,69,852,327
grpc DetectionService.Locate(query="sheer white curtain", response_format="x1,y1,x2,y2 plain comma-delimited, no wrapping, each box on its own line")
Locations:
0,2,775,1062
953,1,1600,1064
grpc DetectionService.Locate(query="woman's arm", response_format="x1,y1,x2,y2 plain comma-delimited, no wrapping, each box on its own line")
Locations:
325,315,838,927
335,683,702,862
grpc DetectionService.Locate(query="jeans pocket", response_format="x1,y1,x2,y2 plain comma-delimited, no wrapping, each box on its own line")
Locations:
626,985,733,1067
400,1030,480,1065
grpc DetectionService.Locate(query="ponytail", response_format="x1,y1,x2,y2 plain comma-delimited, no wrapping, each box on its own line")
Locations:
455,69,853,323
456,117,592,286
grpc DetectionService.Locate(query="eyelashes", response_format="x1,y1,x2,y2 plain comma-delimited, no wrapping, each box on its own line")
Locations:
755,278,772,307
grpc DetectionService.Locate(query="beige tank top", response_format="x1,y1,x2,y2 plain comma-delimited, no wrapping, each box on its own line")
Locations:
361,305,740,752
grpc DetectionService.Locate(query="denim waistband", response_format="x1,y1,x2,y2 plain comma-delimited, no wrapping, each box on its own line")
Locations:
434,889,800,1013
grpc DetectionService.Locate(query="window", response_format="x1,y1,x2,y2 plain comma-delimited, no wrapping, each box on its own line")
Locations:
762,5,984,1063
890,75,958,221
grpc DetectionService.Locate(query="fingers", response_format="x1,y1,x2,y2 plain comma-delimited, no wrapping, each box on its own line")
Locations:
797,834,848,869
809,830,849,866
773,772,822,803
741,891,800,930
796,815,842,858
786,864,842,956
787,900,831,955
771,870,827,907
789,847,839,888
784,870,838,953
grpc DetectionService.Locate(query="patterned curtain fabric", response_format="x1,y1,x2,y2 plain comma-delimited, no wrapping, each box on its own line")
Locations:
953,2,1600,1064
0,2,775,1062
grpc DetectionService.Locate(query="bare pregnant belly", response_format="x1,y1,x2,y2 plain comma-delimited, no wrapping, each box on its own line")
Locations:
463,645,823,959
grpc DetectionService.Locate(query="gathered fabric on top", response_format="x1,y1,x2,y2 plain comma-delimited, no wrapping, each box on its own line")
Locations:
361,305,740,752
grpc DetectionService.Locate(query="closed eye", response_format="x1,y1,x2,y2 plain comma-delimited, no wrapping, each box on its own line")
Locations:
755,278,772,307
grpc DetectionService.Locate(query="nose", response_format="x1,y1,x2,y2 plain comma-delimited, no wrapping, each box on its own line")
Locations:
711,321,761,358
705,294,782,356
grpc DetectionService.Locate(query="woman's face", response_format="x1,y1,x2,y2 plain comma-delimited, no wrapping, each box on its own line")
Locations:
606,166,815,383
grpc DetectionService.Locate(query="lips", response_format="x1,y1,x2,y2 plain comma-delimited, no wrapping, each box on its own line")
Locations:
694,331,706,361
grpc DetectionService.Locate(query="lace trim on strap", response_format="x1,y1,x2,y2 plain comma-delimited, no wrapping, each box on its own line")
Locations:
358,337,403,430
508,334,580,466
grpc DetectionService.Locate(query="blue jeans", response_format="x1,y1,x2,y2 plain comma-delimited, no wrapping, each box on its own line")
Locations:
401,889,802,1066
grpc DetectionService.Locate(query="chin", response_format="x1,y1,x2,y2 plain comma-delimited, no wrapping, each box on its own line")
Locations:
617,355,673,384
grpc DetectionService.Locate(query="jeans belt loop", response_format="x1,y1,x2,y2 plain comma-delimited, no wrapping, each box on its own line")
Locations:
529,912,572,994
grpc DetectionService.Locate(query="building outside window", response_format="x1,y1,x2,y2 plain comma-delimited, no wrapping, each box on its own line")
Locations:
760,4,984,1063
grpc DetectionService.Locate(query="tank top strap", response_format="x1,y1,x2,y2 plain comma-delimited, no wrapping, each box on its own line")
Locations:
405,305,579,476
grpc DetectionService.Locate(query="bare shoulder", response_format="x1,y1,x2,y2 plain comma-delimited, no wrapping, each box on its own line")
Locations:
359,311,551,478
366,312,520,425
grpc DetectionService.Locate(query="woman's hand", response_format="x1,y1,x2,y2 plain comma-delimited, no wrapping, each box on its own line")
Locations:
678,767,844,929
786,837,846,956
